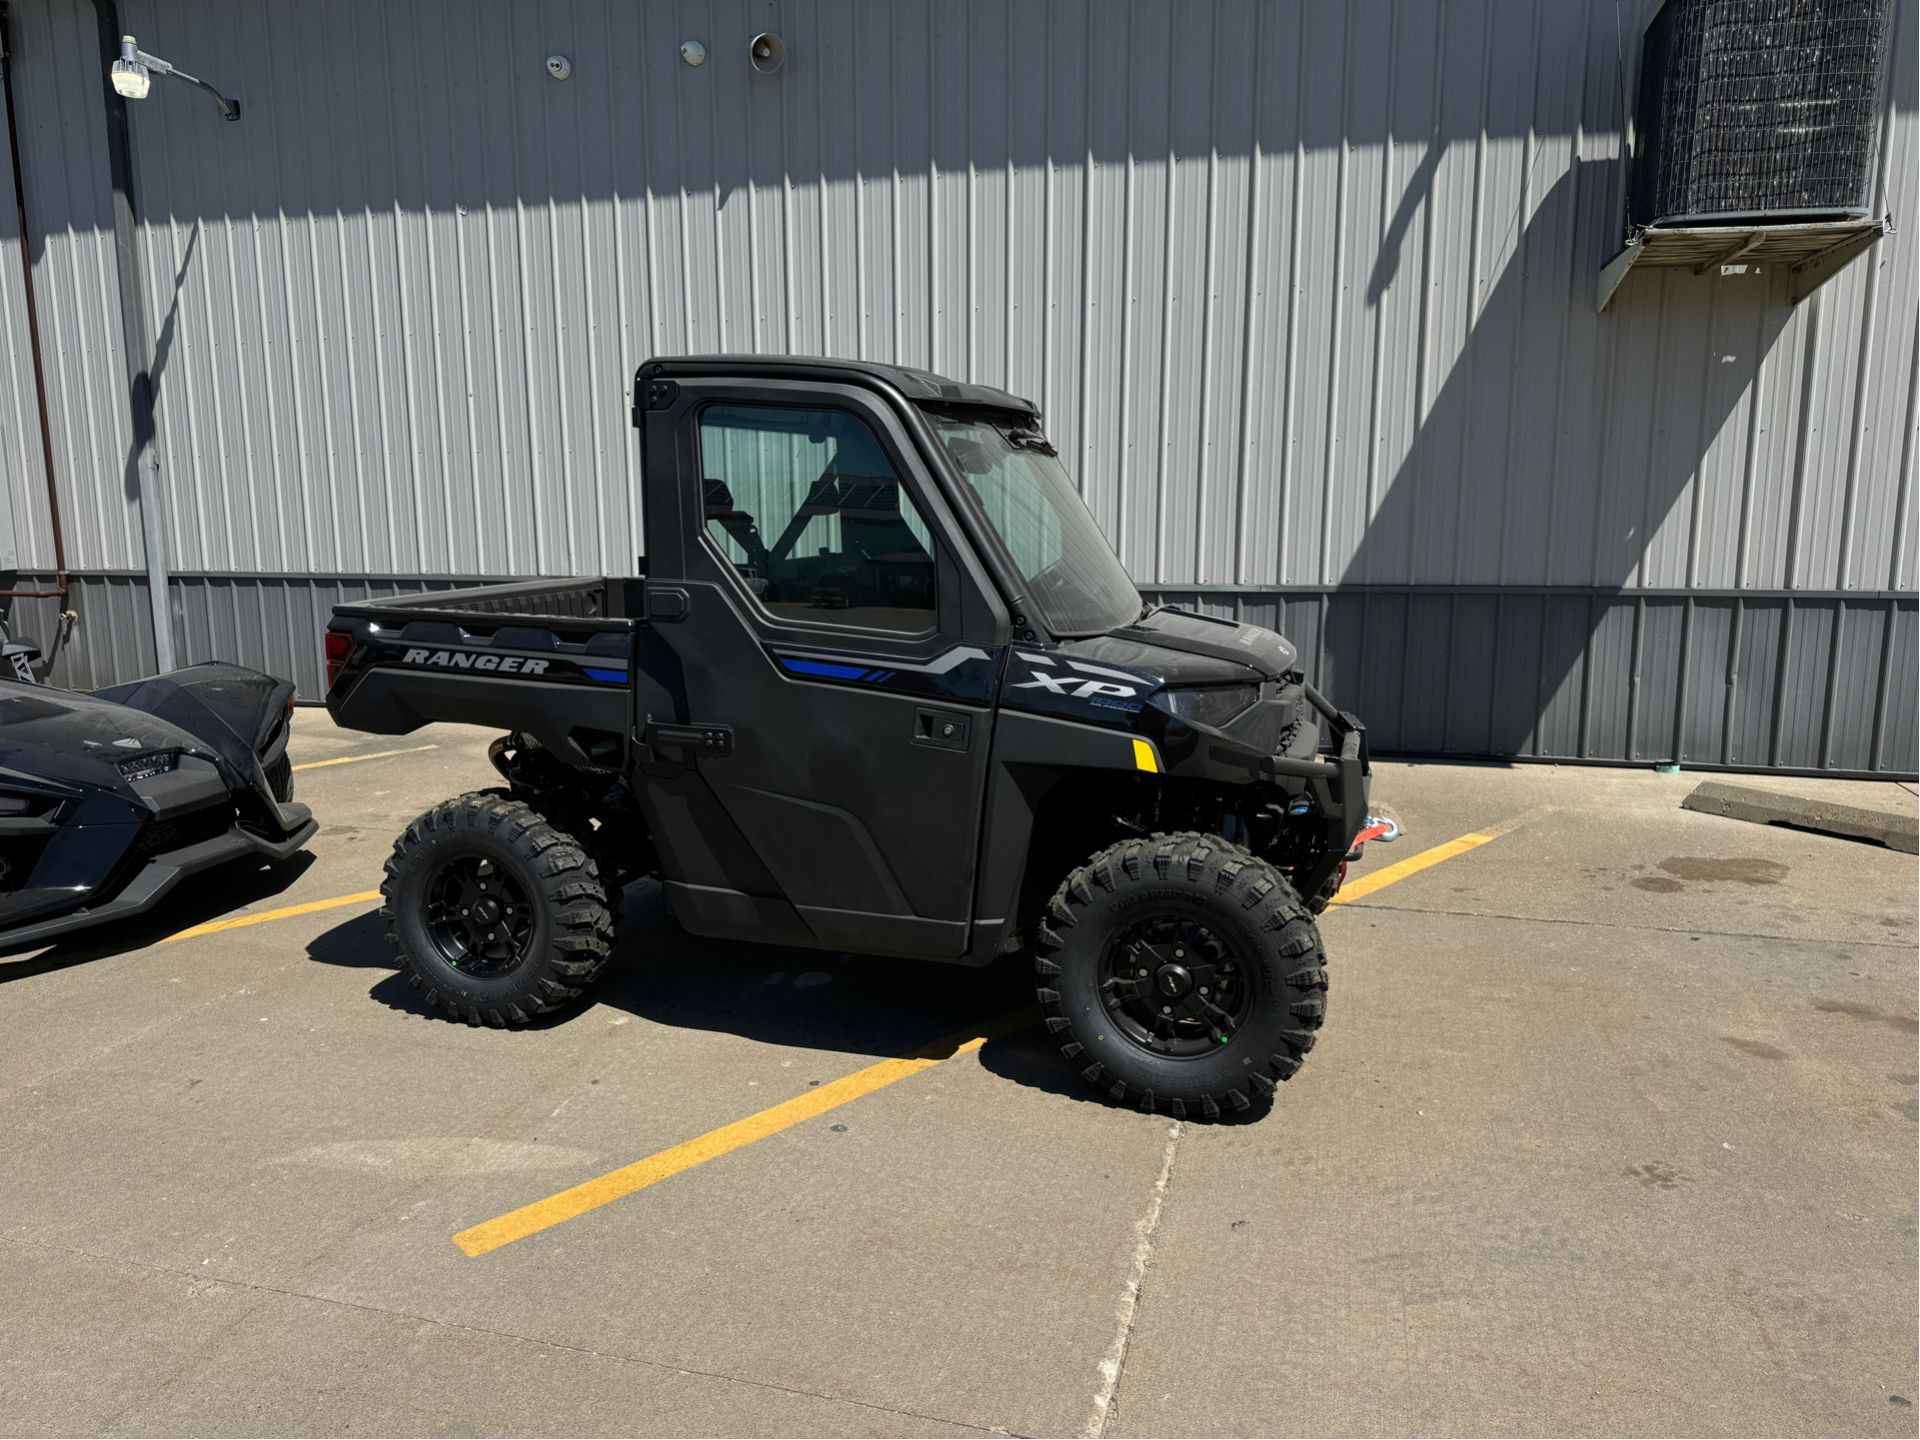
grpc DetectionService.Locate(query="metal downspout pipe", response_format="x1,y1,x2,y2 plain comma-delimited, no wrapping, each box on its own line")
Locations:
90,0,173,672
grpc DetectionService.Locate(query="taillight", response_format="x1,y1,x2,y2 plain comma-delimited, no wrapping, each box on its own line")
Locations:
324,630,353,688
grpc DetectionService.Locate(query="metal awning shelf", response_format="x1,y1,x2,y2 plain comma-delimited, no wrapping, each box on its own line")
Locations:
1597,215,1893,312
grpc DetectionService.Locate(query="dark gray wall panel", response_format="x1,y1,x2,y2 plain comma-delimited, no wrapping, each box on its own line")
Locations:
1679,600,1734,767
5,575,1912,776
1776,603,1839,771
1491,596,1548,758
1633,601,1684,765
1584,603,1635,763
1442,595,1500,757
1399,598,1455,755
1879,606,1918,771
1829,603,1890,771
1728,603,1785,770
1146,585,1916,776
1537,597,1593,762
1357,595,1410,752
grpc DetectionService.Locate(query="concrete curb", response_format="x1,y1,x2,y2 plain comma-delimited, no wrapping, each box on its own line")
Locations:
1680,780,1919,854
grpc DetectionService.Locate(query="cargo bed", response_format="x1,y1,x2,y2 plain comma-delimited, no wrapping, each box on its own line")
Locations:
325,577,644,769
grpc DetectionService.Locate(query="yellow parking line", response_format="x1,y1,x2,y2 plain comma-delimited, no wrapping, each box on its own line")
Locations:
291,744,436,773
161,889,381,944
1329,830,1498,905
455,1009,1039,1258
456,818,1521,1255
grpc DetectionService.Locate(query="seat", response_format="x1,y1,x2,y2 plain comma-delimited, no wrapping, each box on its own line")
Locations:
703,479,768,565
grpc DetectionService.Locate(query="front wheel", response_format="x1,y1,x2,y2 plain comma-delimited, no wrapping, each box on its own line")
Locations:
1034,832,1328,1118
382,792,615,1026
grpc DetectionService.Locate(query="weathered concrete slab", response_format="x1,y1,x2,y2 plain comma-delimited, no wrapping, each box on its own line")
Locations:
0,714,1912,1436
1683,778,1919,854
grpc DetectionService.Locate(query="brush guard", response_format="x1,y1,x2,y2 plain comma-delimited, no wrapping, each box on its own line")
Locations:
1259,683,1372,906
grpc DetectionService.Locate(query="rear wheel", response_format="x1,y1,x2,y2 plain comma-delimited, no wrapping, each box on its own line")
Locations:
382,792,614,1026
1035,832,1328,1118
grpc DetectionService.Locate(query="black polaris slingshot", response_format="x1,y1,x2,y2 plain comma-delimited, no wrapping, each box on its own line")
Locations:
0,655,316,950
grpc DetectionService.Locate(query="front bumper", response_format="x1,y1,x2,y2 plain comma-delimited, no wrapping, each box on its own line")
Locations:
0,804,316,951
1260,684,1370,903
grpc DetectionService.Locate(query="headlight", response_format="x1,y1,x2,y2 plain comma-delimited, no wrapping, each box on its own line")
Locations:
1150,685,1259,728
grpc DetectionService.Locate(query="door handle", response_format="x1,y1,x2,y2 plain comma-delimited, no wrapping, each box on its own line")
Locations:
911,708,970,751
644,721,733,755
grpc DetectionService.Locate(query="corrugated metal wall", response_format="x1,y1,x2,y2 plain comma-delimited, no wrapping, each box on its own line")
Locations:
0,10,36,573
0,0,1914,772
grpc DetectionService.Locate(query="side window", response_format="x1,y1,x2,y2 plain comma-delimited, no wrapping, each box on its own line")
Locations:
697,404,938,634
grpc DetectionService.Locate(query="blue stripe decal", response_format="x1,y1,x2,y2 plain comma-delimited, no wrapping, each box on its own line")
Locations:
583,667,629,683
780,657,870,681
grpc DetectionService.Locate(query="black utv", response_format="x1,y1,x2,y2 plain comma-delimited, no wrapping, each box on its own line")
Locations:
325,356,1379,1117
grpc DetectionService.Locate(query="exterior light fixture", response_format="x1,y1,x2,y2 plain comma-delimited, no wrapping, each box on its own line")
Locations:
748,32,785,73
109,35,240,120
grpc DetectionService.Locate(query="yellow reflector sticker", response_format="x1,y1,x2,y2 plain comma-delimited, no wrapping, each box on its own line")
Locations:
1132,737,1160,773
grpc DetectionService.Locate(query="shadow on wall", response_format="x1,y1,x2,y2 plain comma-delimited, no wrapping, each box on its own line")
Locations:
130,216,198,505
1322,155,1793,761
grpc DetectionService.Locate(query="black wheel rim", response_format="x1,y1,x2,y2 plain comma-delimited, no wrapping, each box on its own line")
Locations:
423,851,535,977
1100,912,1253,1059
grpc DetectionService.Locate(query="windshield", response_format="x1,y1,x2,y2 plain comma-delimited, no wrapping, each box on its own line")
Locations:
928,411,1142,637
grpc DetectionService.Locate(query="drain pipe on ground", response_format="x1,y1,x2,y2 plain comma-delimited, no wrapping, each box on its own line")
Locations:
89,0,173,672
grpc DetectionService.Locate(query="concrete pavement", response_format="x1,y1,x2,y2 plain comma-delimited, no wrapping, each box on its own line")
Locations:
0,715,1913,1436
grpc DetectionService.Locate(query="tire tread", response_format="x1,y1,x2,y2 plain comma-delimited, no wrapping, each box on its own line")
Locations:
381,792,615,1026
1033,830,1328,1117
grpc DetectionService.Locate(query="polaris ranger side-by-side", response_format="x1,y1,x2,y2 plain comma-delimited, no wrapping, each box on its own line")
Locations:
325,356,1381,1117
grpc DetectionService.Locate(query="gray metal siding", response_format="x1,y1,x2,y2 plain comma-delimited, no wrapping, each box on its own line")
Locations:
0,44,31,572
0,0,1914,772
2,0,131,570
0,7,50,574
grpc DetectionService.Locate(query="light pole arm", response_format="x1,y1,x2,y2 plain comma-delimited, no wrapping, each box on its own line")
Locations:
126,41,239,120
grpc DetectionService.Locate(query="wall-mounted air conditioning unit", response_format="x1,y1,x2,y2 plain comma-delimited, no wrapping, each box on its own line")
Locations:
1598,0,1895,311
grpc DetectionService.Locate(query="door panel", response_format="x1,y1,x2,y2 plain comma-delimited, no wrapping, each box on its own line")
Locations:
640,380,1007,955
